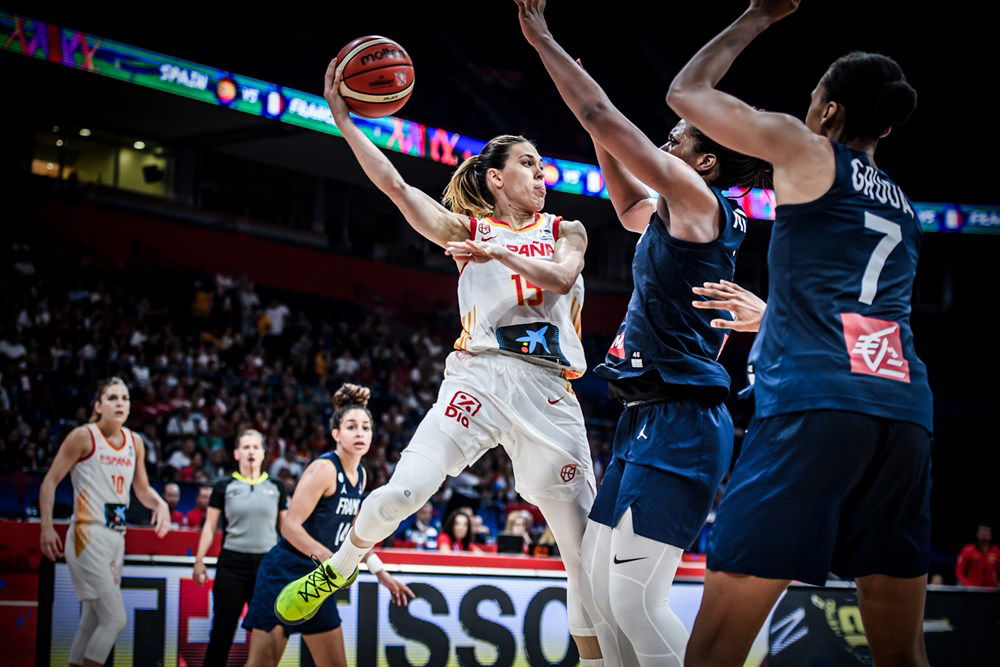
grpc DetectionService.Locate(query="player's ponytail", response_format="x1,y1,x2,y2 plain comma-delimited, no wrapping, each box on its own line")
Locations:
821,51,917,141
442,134,535,218
90,376,128,422
330,383,372,431
443,155,491,218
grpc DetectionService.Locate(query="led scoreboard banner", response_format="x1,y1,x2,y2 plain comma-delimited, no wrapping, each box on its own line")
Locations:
3,11,998,232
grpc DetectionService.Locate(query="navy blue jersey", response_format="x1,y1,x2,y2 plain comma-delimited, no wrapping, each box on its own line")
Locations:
278,451,365,557
748,141,932,431
595,187,747,399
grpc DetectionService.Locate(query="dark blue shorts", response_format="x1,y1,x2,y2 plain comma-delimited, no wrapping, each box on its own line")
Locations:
589,399,733,549
242,544,343,636
708,410,932,586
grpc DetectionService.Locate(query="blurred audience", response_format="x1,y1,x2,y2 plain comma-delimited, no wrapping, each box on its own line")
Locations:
956,522,1000,588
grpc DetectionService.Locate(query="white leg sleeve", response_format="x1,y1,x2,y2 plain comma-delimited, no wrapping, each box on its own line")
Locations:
608,508,688,667
582,520,641,667
352,443,461,543
535,486,599,637
69,600,100,665
83,594,127,663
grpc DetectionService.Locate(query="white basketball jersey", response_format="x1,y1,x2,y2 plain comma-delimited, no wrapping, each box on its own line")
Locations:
71,424,137,536
454,212,586,377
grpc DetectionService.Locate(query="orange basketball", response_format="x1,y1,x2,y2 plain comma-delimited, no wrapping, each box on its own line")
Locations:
336,36,414,118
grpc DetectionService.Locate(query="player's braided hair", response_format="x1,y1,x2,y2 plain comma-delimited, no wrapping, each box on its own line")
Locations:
329,383,372,431
89,376,128,423
442,135,535,218
688,125,773,193
821,52,917,142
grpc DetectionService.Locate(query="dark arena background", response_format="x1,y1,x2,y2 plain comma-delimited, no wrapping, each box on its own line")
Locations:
2,2,998,666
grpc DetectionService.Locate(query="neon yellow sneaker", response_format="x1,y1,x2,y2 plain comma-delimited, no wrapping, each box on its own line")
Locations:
274,556,359,624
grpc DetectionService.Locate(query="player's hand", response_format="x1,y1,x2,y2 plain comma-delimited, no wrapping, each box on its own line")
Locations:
151,501,171,537
192,559,209,585
515,0,552,46
747,0,800,23
692,279,766,332
40,524,63,561
445,240,505,264
324,58,351,120
376,570,415,607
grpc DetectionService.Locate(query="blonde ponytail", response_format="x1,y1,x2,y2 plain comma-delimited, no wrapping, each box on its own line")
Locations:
442,155,493,218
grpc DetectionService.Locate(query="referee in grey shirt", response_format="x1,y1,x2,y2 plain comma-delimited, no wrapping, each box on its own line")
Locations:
193,429,287,665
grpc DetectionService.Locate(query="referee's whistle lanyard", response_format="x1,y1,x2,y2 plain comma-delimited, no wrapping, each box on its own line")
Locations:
233,471,269,486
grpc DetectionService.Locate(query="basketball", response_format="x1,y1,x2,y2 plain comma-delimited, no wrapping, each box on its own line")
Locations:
336,35,414,118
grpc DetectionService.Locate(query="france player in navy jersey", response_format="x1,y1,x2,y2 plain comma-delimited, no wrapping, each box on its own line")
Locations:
668,1,931,664
518,2,770,665
244,384,413,667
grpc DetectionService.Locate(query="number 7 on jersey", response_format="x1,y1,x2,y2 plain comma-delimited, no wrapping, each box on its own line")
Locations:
859,212,902,305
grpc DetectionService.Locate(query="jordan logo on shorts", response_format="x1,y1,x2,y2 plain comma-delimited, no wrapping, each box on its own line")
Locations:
560,464,577,482
445,391,482,429
840,313,910,383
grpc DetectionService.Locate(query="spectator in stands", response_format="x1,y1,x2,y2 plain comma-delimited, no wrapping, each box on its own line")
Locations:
956,522,1000,588
471,514,492,546
186,485,213,528
438,509,482,553
166,406,205,442
164,482,185,527
270,447,304,480
504,510,533,554
0,334,27,360
204,447,229,482
167,438,197,471
403,502,440,550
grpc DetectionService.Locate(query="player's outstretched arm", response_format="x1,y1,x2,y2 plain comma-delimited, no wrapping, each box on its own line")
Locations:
323,58,469,249
132,435,170,537
666,1,817,169
447,219,586,295
692,279,767,332
515,0,716,240
38,427,90,560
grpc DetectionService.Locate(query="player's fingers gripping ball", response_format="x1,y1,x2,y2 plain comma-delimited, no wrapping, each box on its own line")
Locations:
336,36,414,118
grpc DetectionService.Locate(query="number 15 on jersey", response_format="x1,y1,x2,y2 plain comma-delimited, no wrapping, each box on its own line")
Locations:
511,274,543,307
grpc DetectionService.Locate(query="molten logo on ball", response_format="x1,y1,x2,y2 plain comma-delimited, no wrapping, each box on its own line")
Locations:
337,35,415,119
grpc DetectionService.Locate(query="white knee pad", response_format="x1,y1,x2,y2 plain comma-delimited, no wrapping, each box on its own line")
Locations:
84,596,128,663
353,447,448,543
608,509,688,667
582,520,641,667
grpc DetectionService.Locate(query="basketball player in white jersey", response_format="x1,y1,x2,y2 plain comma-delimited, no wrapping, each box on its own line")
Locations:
274,58,604,664
39,377,170,667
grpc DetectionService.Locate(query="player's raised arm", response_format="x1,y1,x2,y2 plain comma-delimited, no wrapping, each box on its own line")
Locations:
515,0,717,239
665,1,822,173
592,139,656,234
323,59,469,249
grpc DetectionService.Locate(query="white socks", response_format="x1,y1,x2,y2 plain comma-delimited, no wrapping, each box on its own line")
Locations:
327,534,369,577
